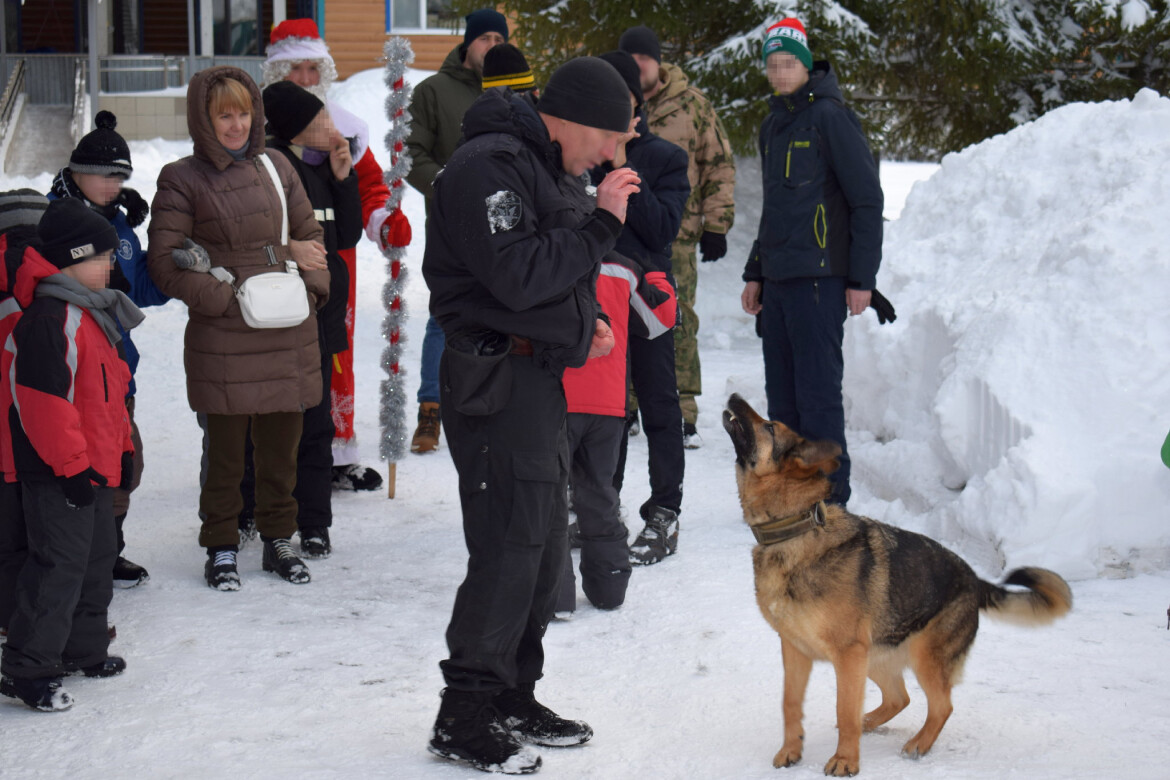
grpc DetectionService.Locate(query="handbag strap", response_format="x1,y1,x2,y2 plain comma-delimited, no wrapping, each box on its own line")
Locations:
258,152,290,246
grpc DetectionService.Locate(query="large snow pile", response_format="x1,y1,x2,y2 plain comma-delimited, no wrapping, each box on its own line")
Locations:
843,88,1170,579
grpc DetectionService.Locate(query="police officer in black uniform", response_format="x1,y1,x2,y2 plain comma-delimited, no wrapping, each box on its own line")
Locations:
422,57,641,774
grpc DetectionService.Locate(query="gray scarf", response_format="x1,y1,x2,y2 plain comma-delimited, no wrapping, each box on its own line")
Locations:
35,273,145,347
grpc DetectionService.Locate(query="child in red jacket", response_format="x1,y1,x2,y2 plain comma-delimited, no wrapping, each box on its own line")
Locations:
0,198,143,711
557,252,676,612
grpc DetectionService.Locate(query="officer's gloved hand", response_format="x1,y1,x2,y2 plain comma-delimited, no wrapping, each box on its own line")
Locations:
699,231,727,262
59,468,108,509
870,289,897,324
172,239,212,273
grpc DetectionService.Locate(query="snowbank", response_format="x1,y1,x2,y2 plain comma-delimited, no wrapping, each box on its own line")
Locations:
843,88,1170,578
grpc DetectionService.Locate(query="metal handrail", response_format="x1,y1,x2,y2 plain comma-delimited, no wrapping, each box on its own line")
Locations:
70,59,87,146
0,58,27,140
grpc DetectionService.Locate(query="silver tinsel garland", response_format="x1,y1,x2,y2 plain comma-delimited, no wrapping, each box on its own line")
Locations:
379,37,414,465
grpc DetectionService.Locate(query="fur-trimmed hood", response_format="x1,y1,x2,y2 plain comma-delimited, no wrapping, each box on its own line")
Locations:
187,66,268,171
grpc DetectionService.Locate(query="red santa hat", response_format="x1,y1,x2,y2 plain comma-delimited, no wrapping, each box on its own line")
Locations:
266,19,333,64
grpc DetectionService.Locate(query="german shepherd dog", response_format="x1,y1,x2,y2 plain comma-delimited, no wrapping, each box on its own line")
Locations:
721,394,1071,776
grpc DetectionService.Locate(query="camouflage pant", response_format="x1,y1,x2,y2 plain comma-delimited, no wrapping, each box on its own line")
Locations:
672,241,700,424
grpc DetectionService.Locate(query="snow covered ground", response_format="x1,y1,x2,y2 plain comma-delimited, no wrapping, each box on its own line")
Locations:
1,68,1168,778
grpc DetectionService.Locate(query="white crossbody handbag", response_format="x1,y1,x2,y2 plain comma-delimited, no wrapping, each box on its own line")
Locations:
211,153,310,330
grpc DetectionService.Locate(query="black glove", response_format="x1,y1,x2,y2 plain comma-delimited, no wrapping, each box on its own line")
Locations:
59,468,108,509
870,289,897,324
699,231,727,262
118,451,134,491
119,187,150,228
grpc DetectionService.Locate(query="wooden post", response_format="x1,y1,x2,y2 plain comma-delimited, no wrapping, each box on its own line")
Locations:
386,462,397,499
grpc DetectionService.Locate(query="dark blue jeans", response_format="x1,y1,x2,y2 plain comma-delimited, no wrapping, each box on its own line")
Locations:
760,276,851,504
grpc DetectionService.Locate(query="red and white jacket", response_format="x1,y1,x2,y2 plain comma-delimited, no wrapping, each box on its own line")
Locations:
4,247,133,485
562,255,677,418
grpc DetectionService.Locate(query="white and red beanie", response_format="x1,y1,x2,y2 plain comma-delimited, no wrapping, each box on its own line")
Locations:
261,18,338,93
762,18,812,69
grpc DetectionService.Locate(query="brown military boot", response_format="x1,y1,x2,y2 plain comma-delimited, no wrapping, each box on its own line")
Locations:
411,402,442,454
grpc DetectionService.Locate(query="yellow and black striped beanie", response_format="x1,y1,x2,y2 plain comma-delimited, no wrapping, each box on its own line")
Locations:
482,43,536,92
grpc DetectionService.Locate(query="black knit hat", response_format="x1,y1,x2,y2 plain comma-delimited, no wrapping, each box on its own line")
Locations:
0,189,49,234
69,111,132,179
37,198,119,270
538,57,632,134
618,25,661,63
262,81,325,142
464,8,509,46
599,50,643,110
482,44,536,92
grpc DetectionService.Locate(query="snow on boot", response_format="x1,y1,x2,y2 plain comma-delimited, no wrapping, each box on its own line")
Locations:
299,526,332,559
262,538,311,584
331,463,383,492
205,548,241,591
0,674,74,712
428,688,541,774
682,421,703,449
494,686,592,747
112,556,149,588
65,655,126,678
629,505,679,566
411,402,442,454
238,516,257,548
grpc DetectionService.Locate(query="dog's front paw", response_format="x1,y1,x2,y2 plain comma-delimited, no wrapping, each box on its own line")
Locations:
823,753,859,777
772,741,802,768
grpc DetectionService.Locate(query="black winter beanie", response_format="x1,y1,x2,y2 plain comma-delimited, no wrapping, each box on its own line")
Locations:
599,50,644,110
538,57,632,134
70,111,132,179
37,198,119,270
262,81,325,142
618,25,661,63
464,8,509,46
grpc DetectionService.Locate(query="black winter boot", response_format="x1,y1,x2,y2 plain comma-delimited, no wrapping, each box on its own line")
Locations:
299,526,332,559
494,685,592,747
262,537,311,584
64,655,126,678
205,546,241,591
428,688,541,774
0,674,74,711
113,556,149,587
629,505,679,566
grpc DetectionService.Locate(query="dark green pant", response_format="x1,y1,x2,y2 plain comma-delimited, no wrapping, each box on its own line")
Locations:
671,241,701,425
199,412,302,548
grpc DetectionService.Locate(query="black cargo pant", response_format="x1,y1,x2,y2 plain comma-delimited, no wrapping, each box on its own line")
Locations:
1,480,115,679
615,331,685,515
438,350,569,693
558,413,630,612
0,480,26,629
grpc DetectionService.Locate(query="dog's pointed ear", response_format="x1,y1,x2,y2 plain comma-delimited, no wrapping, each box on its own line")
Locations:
793,439,842,475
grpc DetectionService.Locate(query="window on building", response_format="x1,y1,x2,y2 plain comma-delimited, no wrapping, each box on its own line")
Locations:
390,0,460,33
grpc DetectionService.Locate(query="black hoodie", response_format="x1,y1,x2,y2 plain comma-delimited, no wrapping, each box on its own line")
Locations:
422,88,622,372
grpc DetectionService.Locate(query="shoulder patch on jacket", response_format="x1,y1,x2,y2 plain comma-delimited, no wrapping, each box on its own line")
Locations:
486,190,522,234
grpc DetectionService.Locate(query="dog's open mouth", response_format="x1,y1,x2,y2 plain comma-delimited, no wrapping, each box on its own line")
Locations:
723,395,755,463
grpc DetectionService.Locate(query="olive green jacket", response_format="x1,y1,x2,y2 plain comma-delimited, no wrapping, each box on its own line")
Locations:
405,45,481,203
643,62,736,243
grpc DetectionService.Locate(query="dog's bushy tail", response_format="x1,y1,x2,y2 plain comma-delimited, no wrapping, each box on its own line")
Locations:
979,567,1072,626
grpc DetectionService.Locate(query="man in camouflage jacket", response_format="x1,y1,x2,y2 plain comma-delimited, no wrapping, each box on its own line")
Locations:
621,26,736,447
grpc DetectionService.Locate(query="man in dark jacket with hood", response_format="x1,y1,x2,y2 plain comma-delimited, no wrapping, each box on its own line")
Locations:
741,18,883,506
405,8,509,455
423,57,641,774
590,50,691,566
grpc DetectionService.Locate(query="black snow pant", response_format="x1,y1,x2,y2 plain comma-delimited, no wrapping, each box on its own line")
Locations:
438,350,569,693
558,413,630,612
1,480,115,679
0,479,26,629
615,331,684,516
760,276,851,504
292,344,335,529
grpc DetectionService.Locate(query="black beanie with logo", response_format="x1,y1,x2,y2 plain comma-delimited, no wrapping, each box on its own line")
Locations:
38,198,119,270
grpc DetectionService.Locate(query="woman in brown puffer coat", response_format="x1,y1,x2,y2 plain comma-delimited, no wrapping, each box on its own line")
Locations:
147,66,329,590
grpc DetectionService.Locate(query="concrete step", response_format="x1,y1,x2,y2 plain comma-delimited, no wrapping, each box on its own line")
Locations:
5,105,75,178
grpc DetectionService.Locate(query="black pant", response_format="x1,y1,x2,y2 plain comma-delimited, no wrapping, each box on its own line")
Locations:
558,414,630,612
760,277,851,504
1,481,115,679
615,331,685,514
438,351,569,693
0,480,26,629
293,346,335,527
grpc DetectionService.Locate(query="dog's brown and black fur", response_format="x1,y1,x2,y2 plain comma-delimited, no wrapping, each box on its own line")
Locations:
722,394,1071,776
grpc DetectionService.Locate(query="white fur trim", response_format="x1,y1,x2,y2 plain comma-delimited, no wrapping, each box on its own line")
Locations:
266,37,332,64
365,203,396,245
327,100,369,162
